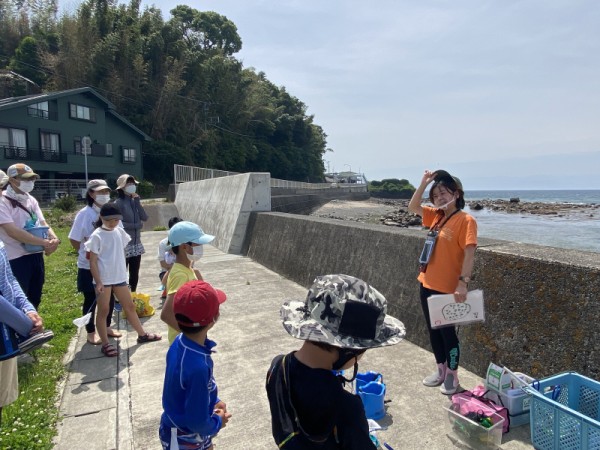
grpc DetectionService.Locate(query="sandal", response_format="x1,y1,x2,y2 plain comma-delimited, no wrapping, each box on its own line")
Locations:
101,343,119,357
137,333,162,344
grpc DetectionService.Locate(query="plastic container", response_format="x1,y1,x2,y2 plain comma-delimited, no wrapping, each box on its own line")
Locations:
509,411,531,428
23,226,49,252
498,372,535,415
355,371,383,393
358,380,386,420
446,395,505,449
529,371,600,450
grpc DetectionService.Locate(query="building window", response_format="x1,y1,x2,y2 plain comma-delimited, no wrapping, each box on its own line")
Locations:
69,103,96,122
122,147,136,163
74,136,82,154
0,127,27,158
0,127,26,149
40,131,60,161
106,143,112,156
27,101,49,119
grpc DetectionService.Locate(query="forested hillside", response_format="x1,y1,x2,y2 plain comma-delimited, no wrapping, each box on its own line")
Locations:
0,0,328,184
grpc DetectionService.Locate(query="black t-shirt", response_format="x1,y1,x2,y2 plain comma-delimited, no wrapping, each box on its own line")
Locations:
266,352,374,450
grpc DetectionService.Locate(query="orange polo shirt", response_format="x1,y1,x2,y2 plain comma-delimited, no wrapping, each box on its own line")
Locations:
417,206,478,294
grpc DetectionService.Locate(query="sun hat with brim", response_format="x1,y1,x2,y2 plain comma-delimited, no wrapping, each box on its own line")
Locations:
168,221,215,246
0,170,8,189
116,174,139,190
434,169,463,191
87,179,110,191
7,163,39,180
280,274,406,350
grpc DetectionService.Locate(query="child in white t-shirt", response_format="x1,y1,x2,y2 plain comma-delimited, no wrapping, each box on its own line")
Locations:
85,203,161,357
157,217,182,300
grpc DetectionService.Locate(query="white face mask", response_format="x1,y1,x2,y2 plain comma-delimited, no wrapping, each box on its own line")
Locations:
187,245,204,262
19,180,35,193
95,194,110,206
124,185,136,194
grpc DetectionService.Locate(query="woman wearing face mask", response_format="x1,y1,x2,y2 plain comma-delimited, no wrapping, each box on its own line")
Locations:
159,221,215,344
68,179,121,344
408,169,478,395
0,164,60,309
114,174,148,292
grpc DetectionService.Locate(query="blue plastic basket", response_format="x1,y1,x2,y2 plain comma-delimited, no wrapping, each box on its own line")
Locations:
529,371,600,450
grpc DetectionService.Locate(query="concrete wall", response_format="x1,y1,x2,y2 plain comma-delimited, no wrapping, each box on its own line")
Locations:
141,202,180,231
244,212,600,380
174,173,270,254
271,189,370,214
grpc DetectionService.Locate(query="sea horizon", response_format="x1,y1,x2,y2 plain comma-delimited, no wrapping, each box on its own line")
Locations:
465,189,599,204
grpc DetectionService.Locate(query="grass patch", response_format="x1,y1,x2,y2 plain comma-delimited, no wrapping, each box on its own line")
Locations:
0,228,81,449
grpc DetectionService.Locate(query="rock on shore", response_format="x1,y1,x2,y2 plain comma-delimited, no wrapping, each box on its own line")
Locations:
310,198,598,229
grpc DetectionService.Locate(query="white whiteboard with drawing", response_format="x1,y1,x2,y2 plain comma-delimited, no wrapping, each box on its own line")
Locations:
427,289,485,329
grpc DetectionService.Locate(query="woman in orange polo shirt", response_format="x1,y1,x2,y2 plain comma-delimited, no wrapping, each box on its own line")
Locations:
408,169,477,395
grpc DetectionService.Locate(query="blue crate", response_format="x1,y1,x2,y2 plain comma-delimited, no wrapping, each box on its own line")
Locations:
529,371,600,450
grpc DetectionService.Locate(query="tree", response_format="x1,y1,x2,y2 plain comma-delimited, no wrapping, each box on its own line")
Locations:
9,36,45,85
368,178,416,199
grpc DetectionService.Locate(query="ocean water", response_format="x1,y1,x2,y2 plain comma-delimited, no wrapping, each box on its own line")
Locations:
466,190,599,204
461,190,599,253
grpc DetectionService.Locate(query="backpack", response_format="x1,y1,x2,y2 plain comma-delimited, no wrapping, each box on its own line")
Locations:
266,353,338,449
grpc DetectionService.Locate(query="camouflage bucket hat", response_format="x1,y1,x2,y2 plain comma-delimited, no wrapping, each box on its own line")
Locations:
280,274,406,349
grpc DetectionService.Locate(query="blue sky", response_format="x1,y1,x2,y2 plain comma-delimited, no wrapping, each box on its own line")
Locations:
65,0,600,189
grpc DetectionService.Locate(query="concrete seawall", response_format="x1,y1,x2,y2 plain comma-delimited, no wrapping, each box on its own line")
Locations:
245,212,600,380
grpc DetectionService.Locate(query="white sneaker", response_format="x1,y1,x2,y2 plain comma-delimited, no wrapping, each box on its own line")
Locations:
422,363,446,387
440,369,460,395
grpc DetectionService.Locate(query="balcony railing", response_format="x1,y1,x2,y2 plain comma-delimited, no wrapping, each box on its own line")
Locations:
27,107,58,121
2,146,68,163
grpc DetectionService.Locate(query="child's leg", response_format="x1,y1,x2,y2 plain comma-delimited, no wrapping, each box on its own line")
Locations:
113,286,146,336
0,300,33,337
95,288,113,346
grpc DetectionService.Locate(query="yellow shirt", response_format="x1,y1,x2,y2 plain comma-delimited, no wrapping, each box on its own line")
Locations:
166,262,197,343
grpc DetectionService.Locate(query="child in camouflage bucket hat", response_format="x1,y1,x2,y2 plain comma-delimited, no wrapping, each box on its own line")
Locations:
266,274,405,449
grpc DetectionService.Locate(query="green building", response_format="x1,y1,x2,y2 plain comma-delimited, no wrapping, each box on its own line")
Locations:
0,87,150,187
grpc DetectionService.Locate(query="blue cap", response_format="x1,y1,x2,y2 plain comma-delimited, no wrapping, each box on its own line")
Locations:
168,221,214,246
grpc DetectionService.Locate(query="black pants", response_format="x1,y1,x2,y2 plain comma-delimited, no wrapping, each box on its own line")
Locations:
10,253,44,310
420,284,460,370
77,268,115,334
126,255,142,292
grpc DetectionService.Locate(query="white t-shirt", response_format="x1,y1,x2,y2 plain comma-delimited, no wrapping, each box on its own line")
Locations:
0,193,46,260
68,205,99,270
157,237,175,265
84,227,131,285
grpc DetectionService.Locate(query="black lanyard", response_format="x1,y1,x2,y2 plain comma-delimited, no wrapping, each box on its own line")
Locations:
430,208,460,233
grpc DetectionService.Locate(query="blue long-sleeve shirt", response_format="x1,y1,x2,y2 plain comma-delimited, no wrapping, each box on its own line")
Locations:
0,242,35,314
161,334,222,439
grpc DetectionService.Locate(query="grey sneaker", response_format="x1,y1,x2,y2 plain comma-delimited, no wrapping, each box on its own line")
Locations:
422,363,446,387
18,330,54,354
440,369,460,395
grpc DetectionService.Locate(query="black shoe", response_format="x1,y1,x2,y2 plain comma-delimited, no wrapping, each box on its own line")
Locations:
18,330,54,354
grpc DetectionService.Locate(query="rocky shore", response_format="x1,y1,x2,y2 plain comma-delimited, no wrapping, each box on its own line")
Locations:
310,197,598,228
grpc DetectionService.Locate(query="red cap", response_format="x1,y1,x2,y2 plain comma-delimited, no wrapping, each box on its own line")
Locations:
173,280,227,327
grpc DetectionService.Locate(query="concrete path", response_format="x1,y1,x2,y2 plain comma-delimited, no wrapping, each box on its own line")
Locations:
53,231,533,449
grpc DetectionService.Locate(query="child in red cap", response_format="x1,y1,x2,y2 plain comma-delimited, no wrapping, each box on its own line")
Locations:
159,280,231,450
